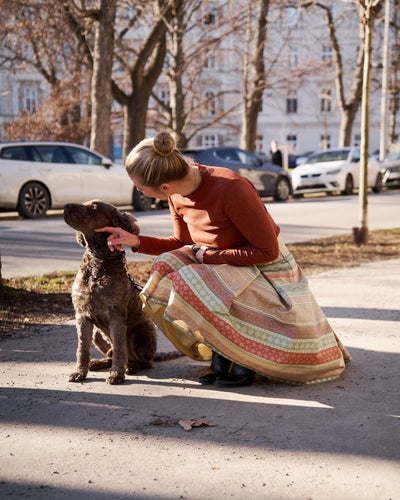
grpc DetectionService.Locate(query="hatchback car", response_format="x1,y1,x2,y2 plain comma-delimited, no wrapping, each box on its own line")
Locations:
290,147,382,197
183,146,292,201
381,150,400,189
0,141,154,218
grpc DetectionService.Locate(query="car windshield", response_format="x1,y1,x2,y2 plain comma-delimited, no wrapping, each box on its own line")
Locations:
307,150,350,164
384,151,400,162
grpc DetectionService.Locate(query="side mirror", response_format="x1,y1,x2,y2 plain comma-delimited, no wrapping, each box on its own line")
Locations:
102,159,112,169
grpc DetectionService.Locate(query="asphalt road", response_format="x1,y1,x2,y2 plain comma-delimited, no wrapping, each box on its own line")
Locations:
1,191,399,278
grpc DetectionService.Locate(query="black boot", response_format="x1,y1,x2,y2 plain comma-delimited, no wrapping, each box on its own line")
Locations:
199,352,231,385
215,362,255,388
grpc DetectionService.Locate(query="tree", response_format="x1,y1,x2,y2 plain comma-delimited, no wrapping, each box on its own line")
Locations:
240,0,269,152
111,0,184,159
353,0,383,244
150,0,245,149
388,0,400,147
90,0,117,157
0,0,92,143
301,1,367,147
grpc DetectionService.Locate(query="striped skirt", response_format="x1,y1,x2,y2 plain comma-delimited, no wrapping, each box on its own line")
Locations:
140,236,351,384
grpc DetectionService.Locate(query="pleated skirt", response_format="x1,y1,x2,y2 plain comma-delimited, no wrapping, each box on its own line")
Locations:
140,236,351,384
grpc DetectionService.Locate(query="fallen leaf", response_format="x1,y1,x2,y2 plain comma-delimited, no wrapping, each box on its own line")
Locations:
178,419,217,431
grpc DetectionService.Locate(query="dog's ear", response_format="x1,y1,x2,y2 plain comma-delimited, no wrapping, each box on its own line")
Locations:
119,212,140,236
76,231,88,248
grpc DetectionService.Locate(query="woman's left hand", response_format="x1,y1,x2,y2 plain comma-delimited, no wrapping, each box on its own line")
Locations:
179,245,205,263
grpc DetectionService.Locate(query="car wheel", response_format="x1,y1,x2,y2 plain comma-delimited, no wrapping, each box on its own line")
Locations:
133,187,154,211
273,177,290,201
372,172,383,193
342,174,354,195
18,182,50,219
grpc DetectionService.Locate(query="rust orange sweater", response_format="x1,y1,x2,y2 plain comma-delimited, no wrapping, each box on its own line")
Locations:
136,165,280,266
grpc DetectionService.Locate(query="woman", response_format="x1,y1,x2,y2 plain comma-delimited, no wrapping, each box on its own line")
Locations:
97,132,351,388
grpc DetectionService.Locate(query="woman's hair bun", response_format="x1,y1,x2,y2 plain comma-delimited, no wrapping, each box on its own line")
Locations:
153,131,175,157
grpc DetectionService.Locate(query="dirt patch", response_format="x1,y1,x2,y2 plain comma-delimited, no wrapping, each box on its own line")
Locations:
1,228,399,340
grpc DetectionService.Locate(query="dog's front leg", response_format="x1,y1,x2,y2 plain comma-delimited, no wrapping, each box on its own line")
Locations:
69,316,93,382
107,318,128,384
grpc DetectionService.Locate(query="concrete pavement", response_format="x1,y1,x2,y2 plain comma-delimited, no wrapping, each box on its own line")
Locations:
0,258,399,499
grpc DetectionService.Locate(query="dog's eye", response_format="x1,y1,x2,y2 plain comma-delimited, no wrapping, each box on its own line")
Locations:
90,204,97,211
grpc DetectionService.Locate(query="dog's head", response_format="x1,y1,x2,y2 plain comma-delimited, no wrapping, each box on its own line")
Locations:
64,200,139,256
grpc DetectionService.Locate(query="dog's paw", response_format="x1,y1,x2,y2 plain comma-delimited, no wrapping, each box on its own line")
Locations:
69,371,87,382
107,371,125,384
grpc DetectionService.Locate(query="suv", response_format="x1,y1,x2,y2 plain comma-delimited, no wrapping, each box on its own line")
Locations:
0,141,154,218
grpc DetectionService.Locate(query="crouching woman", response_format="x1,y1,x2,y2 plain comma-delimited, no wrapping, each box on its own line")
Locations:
97,132,351,388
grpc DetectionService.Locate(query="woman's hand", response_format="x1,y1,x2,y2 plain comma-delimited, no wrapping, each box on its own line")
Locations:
95,226,140,252
179,245,206,263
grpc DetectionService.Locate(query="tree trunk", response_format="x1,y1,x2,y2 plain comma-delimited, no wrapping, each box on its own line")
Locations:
90,0,117,157
354,3,375,244
240,0,269,152
338,102,361,147
168,5,187,149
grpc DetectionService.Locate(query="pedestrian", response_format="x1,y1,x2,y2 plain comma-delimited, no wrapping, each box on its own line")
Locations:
270,139,283,167
96,131,351,388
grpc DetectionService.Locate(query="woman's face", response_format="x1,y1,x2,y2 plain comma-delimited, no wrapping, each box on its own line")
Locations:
130,175,168,199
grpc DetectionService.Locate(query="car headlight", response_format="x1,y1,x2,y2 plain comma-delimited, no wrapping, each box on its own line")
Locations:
326,168,341,175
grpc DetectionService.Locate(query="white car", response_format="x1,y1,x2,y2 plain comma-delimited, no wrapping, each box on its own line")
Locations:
291,147,383,197
0,141,154,218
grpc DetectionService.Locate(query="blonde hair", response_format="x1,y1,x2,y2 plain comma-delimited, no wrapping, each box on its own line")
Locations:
125,132,190,187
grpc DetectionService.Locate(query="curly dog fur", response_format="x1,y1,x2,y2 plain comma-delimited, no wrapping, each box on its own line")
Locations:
64,200,157,384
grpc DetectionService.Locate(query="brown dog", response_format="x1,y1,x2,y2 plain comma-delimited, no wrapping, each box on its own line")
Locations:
64,200,157,384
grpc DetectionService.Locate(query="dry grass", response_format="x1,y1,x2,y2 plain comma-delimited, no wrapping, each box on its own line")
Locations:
1,228,399,339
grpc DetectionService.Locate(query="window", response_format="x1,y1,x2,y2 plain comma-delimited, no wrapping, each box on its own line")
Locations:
204,53,217,70
286,92,297,114
256,135,263,151
63,146,103,165
288,48,298,69
354,134,361,147
322,46,333,67
286,134,297,153
217,148,240,162
32,145,69,163
320,134,331,149
202,134,218,147
320,89,332,112
205,91,217,115
160,89,170,106
390,92,399,113
1,146,29,161
203,8,217,25
21,85,38,113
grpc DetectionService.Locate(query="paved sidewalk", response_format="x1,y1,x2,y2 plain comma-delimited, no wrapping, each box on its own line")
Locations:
0,259,399,499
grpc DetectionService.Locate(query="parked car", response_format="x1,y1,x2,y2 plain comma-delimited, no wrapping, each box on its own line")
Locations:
380,150,400,189
290,147,382,197
183,146,292,201
0,141,154,218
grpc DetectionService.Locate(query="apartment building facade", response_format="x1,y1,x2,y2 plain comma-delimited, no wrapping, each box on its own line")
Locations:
0,1,392,159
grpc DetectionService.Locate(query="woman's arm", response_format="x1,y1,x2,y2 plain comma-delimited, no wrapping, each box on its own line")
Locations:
202,180,280,266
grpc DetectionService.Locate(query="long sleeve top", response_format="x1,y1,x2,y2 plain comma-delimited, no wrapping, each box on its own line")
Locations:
136,164,280,266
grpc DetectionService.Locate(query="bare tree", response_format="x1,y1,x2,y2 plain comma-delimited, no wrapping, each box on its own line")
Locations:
388,0,400,147
240,0,269,152
90,1,117,156
353,0,383,244
0,0,92,143
110,0,184,159
150,0,245,149
301,1,367,147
